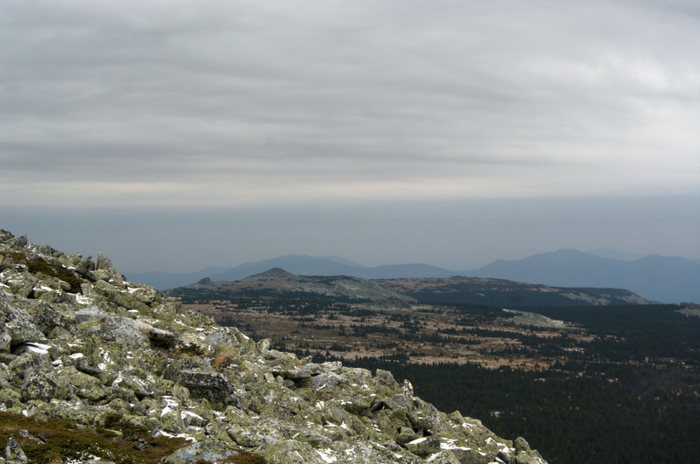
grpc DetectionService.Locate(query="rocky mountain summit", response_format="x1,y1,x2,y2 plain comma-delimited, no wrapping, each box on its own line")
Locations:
0,230,546,464
170,268,417,306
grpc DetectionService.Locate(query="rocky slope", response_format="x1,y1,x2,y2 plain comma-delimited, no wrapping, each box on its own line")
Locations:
169,268,417,306
0,230,546,464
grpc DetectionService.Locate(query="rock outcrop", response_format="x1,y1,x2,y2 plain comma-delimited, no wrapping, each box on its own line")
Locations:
0,230,547,464
169,268,417,306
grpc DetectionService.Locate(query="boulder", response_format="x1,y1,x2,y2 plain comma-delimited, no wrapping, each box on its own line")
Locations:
0,231,549,464
5,437,27,464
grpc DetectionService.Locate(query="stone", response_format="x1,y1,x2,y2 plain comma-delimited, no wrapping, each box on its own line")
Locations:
376,369,398,387
0,293,47,350
514,436,531,452
173,370,239,406
4,438,27,464
0,231,549,464
405,436,441,457
166,439,241,463
95,252,114,272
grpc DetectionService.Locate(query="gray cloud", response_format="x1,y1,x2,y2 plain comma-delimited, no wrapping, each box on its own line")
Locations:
1,0,699,269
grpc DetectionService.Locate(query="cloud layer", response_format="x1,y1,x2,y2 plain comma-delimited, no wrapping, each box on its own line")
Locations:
2,1,699,271
2,0,699,210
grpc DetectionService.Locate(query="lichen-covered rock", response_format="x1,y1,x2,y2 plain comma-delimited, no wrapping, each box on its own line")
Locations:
4,437,27,464
405,436,441,457
166,438,241,463
0,230,549,464
0,292,47,351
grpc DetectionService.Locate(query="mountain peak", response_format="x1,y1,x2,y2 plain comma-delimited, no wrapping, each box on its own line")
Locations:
474,249,700,303
244,267,296,280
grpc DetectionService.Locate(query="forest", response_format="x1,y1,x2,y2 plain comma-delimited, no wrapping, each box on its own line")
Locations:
182,292,700,464
304,304,700,464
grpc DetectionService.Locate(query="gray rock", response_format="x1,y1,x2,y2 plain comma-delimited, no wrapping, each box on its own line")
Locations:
514,436,531,452
10,235,28,248
4,438,27,464
95,252,114,272
0,292,47,350
166,439,241,463
376,369,398,387
405,436,441,457
0,232,549,464
174,370,239,406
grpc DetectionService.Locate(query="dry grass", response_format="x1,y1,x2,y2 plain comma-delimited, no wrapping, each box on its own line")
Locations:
184,302,580,372
0,412,267,464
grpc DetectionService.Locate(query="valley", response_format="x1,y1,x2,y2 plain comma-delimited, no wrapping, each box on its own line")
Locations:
184,300,582,370
172,273,700,464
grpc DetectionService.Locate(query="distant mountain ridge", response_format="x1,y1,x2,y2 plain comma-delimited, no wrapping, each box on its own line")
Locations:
125,266,227,290
168,268,648,308
376,275,648,307
209,255,457,282
130,255,456,290
168,267,417,305
129,250,699,304
472,249,700,304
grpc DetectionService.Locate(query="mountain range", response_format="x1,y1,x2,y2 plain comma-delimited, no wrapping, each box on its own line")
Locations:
129,250,700,304
168,269,648,308
0,229,548,463
473,249,700,304
129,256,456,290
169,268,417,306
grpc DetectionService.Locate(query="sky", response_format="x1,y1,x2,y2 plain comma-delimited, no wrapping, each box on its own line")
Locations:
1,0,699,273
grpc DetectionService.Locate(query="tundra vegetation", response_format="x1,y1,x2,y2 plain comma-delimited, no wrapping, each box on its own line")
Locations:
178,288,700,464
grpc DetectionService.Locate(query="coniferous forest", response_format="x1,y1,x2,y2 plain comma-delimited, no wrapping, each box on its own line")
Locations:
341,358,700,464
321,305,700,464
182,289,700,464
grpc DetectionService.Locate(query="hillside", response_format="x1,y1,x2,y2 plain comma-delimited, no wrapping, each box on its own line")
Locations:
375,276,649,307
168,269,648,309
168,268,416,306
128,250,699,305
472,249,700,303
129,256,457,290
0,230,546,464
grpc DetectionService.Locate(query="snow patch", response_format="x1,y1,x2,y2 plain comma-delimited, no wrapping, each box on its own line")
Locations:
181,410,204,421
25,342,52,355
75,294,92,305
316,449,337,463
156,430,196,442
408,437,429,445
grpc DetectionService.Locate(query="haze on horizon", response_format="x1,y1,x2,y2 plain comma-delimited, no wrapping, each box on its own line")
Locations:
2,0,699,273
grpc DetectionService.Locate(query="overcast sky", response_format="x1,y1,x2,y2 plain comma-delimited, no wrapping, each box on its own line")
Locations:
2,0,699,272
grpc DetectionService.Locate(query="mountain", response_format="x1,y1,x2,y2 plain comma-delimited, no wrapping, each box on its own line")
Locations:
376,275,649,307
0,229,547,463
170,267,648,308
586,247,644,261
132,255,458,290
126,266,227,290
210,256,458,282
130,249,698,304
353,263,456,279
169,268,417,305
472,249,700,303
210,255,367,282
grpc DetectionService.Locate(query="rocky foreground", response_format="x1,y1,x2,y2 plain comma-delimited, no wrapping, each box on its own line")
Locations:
0,230,546,464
